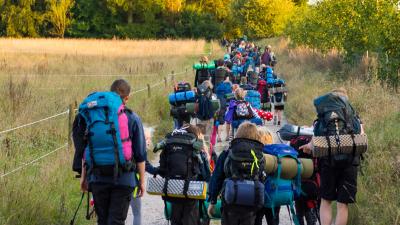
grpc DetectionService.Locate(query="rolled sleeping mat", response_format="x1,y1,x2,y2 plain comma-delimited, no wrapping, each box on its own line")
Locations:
263,154,314,179
193,62,216,70
164,199,222,220
185,100,220,114
312,134,368,158
168,91,196,106
271,86,288,94
147,176,207,200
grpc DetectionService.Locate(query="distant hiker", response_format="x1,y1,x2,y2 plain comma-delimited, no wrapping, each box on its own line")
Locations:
213,59,230,88
156,124,211,225
169,82,194,129
195,56,211,87
207,122,265,225
215,77,233,142
300,88,365,225
261,45,272,66
72,79,146,225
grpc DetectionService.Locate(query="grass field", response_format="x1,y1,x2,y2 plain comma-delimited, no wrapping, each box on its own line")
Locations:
258,38,400,225
0,38,223,225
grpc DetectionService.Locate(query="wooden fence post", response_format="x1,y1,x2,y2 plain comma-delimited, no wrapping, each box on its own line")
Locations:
68,103,76,151
147,84,151,97
164,77,167,87
171,70,175,83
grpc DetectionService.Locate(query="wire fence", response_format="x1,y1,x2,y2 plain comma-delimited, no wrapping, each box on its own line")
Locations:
0,44,213,179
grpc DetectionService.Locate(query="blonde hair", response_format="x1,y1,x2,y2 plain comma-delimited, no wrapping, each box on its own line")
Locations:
235,122,261,142
234,88,246,100
331,87,348,98
200,56,209,63
257,126,273,145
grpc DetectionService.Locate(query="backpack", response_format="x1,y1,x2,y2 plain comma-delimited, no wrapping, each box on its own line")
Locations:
196,84,214,120
158,130,201,202
245,90,261,110
196,67,211,86
247,71,259,86
223,139,265,208
263,144,302,225
313,93,362,167
257,79,270,104
79,92,134,178
216,82,232,100
214,67,228,86
234,100,254,120
266,67,275,85
176,82,191,93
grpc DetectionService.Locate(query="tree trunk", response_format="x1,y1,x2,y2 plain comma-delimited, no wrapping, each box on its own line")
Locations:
128,9,133,24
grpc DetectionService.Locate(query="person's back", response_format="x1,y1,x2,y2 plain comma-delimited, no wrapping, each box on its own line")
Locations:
72,79,146,225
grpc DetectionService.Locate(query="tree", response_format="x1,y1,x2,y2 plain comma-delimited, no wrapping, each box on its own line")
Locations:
45,0,74,37
232,0,295,38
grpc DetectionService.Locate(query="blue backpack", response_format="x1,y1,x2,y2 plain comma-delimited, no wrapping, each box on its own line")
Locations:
245,90,261,109
216,82,232,100
266,67,275,84
263,144,302,225
79,92,133,178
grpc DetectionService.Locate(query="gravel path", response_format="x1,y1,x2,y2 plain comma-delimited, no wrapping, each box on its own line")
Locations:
126,115,295,225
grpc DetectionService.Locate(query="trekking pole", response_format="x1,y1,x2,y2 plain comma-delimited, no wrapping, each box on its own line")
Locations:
68,103,76,151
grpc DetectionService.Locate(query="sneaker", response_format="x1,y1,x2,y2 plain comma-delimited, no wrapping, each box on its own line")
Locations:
277,121,281,126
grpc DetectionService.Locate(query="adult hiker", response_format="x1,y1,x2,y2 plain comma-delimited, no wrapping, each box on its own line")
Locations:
213,59,230,89
194,56,211,87
215,76,233,142
207,122,265,225
73,79,146,225
155,124,211,225
300,88,365,225
261,45,272,66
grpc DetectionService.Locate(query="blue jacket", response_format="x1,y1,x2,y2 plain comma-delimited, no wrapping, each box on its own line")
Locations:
208,149,229,204
72,109,147,188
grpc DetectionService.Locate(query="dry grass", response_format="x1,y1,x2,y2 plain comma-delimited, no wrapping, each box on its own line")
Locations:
259,38,400,225
0,38,211,225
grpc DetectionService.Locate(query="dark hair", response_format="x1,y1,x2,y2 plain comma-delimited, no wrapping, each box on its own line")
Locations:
110,79,131,98
217,59,224,67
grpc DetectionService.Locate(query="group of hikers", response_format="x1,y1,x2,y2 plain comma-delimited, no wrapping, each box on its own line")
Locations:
71,38,367,225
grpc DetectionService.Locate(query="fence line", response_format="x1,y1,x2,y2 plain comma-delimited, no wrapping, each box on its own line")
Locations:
0,110,69,136
0,143,68,178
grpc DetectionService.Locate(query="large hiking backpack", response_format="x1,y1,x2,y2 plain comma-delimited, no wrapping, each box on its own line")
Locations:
196,84,214,120
233,100,254,120
196,67,211,86
247,71,259,87
79,92,134,178
215,82,232,100
214,67,228,86
176,82,191,93
223,138,265,208
158,130,201,201
263,144,302,225
245,90,261,110
313,93,362,167
266,67,275,85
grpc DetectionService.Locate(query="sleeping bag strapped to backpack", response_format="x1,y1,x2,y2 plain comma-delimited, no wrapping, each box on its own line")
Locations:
196,84,214,120
263,144,302,224
158,130,201,202
245,90,261,110
266,67,275,85
233,100,254,120
313,93,362,167
79,92,134,178
223,138,265,208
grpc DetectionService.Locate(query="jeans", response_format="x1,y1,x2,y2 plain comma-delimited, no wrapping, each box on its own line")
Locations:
91,183,134,225
170,200,199,225
130,197,141,225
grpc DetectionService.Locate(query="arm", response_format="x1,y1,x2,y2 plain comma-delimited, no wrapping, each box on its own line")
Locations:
208,150,228,204
145,160,159,175
130,113,147,196
72,114,87,175
199,151,211,182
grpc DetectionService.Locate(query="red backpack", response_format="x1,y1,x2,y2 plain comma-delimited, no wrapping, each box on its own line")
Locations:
257,79,270,103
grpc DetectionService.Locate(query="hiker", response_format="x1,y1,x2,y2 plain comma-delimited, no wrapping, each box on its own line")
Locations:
207,122,265,225
225,88,262,137
255,127,281,225
73,79,146,225
261,45,272,66
195,56,211,87
213,59,230,89
156,124,211,225
196,80,217,140
271,79,286,126
129,127,159,225
169,82,194,129
215,76,233,142
300,88,364,225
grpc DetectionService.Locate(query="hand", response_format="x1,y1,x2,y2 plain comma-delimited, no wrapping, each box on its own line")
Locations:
80,176,88,193
299,142,313,155
207,204,216,218
137,182,145,198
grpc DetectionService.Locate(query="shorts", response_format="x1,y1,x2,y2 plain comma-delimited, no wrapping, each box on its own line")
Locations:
319,160,358,204
274,105,284,110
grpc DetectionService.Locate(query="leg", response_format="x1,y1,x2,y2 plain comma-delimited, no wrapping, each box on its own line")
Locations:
295,200,306,225
221,206,240,225
320,198,333,225
225,124,231,141
131,197,142,225
91,183,112,225
171,202,184,225
182,200,200,225
254,208,265,225
239,210,257,225
108,185,134,225
335,202,348,225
